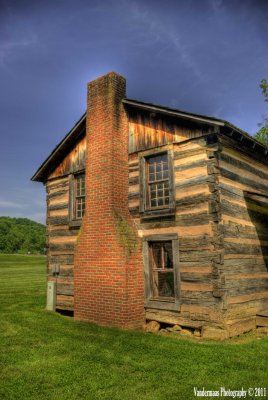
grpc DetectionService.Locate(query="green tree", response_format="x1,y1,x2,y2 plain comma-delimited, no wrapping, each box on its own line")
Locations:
0,217,45,254
253,78,268,145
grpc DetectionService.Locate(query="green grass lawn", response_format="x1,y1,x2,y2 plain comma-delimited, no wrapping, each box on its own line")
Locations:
0,254,267,400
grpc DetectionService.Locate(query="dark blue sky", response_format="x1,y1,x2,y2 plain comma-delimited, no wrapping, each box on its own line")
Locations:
0,0,267,224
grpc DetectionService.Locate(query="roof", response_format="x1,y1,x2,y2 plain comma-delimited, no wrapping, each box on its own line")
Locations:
31,98,268,182
31,113,86,182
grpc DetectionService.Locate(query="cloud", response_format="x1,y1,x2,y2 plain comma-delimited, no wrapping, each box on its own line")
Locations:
209,0,224,12
125,0,203,80
0,199,26,208
0,34,38,66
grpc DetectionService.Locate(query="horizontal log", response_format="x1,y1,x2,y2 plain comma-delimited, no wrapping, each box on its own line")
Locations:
220,167,268,193
129,206,139,216
180,272,212,283
221,199,267,225
48,229,79,237
224,258,268,274
221,192,268,218
129,164,139,172
180,264,213,274
219,135,268,165
48,203,68,211
49,236,76,245
174,148,206,160
48,255,74,264
49,243,75,252
56,294,74,310
226,298,268,319
179,250,219,263
174,152,207,167
224,241,268,256
226,272,268,280
181,282,213,291
49,250,74,256
175,167,208,183
225,237,268,246
225,278,268,291
175,175,208,189
220,223,268,240
179,235,213,250
47,181,69,194
47,216,69,226
48,209,68,217
56,282,74,296
174,159,208,172
47,189,69,200
128,176,139,185
219,152,268,181
175,212,210,226
227,291,268,305
176,193,212,207
256,316,268,327
48,264,73,277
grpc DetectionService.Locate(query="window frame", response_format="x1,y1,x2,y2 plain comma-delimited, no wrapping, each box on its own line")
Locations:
139,149,175,218
143,234,180,311
69,171,86,227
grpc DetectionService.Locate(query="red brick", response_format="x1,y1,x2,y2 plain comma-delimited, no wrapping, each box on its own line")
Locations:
74,72,144,328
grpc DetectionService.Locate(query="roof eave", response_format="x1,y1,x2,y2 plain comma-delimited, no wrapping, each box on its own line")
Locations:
31,113,86,182
123,98,224,127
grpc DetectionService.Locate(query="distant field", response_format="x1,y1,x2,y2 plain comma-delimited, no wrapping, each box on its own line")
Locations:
0,254,268,400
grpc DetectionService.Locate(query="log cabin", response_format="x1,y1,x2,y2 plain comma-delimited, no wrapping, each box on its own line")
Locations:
32,71,268,338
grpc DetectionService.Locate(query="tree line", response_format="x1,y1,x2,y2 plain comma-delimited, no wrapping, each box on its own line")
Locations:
0,217,46,254
253,78,268,145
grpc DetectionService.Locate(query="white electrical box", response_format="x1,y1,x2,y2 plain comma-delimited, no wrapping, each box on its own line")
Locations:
47,281,56,311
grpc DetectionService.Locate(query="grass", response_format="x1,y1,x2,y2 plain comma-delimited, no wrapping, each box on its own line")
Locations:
0,254,267,400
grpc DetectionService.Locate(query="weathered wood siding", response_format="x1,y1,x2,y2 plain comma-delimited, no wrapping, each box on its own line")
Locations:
46,136,86,310
49,137,86,179
44,108,268,331
128,110,215,153
129,125,225,327
217,138,268,324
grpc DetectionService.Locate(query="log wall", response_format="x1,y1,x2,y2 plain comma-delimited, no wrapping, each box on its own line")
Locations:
46,136,86,311
44,109,268,333
129,133,226,328
217,138,268,326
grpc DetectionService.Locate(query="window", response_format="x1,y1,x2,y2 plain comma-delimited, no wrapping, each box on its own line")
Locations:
143,234,180,310
147,154,169,209
69,172,85,226
74,173,85,219
139,150,175,217
149,241,174,298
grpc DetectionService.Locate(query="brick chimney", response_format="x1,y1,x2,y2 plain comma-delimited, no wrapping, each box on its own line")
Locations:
74,72,144,328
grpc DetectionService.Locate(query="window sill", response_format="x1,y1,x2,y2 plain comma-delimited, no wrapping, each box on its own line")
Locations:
140,208,175,220
69,219,82,229
145,299,179,311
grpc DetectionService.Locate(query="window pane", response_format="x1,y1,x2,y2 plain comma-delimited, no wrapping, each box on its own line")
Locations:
157,189,163,197
146,154,170,209
156,163,162,172
154,271,175,297
163,170,168,179
151,242,173,269
164,181,169,189
156,172,162,180
150,190,156,199
149,164,155,173
151,199,156,207
75,173,85,219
